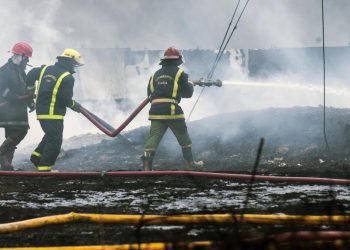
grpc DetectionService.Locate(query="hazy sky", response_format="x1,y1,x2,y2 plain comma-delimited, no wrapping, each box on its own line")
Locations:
0,0,349,62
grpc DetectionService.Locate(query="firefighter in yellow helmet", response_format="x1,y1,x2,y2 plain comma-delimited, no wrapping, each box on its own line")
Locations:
142,46,203,171
26,48,83,172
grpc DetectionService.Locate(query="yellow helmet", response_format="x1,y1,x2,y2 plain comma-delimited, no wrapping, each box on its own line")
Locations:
58,48,84,66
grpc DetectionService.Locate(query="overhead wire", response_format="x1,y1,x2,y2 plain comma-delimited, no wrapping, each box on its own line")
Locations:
187,0,250,121
321,0,330,150
208,0,250,80
208,0,242,79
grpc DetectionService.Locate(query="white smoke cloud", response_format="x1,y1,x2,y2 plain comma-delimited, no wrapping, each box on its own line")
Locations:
0,0,350,151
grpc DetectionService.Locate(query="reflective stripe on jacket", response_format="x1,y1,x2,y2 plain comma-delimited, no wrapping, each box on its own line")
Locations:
27,62,75,120
147,65,193,120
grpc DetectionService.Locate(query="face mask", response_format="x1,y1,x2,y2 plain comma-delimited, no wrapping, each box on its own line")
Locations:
11,54,24,65
11,54,29,70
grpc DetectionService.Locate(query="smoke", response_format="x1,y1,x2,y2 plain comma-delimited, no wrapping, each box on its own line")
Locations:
0,0,350,151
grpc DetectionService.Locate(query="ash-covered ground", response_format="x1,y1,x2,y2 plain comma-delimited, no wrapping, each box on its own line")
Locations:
3,106,350,248
14,106,350,177
0,175,349,248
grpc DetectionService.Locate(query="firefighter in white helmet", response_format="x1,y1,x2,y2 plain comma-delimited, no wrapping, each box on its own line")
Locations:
26,48,83,172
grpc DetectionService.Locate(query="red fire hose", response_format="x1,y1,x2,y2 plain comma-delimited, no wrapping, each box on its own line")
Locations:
2,81,221,137
271,230,350,242
79,98,149,137
0,170,349,186
78,80,221,137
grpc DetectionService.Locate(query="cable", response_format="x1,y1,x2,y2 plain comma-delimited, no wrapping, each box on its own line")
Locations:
208,0,242,79
209,0,250,80
187,0,250,121
322,0,330,150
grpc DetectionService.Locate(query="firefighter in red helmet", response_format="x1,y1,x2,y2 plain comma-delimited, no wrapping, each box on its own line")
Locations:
0,42,35,170
142,46,203,171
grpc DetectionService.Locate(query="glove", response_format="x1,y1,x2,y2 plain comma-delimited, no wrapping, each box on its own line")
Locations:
71,101,81,113
28,100,36,113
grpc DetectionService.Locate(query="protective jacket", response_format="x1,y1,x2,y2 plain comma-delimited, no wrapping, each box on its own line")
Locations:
147,64,193,120
27,61,78,120
0,59,34,127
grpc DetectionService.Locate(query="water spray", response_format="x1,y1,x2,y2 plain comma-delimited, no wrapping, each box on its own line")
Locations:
222,80,350,96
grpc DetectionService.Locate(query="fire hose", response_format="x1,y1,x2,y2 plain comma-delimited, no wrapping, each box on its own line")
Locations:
79,79,222,137
0,212,348,234
0,80,221,138
0,170,349,186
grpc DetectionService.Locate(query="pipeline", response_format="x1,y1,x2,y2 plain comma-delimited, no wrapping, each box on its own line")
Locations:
0,212,349,234
0,242,214,250
79,80,221,137
0,170,349,186
0,231,350,250
1,233,350,249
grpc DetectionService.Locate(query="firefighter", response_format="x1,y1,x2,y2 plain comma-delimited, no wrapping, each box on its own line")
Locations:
142,46,203,171
0,42,35,171
26,48,83,172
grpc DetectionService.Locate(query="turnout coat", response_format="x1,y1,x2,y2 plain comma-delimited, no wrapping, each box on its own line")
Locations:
26,61,76,120
0,59,33,127
147,64,194,120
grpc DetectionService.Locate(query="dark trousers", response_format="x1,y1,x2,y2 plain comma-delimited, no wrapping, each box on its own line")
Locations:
0,126,28,154
4,126,28,146
35,120,63,167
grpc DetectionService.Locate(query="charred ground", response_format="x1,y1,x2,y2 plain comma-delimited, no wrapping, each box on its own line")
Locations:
2,106,350,248
15,106,350,177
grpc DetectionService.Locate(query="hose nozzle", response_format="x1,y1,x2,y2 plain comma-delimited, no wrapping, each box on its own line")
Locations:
191,79,222,87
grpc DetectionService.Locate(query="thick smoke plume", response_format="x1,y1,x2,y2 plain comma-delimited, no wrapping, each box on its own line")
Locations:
0,0,349,150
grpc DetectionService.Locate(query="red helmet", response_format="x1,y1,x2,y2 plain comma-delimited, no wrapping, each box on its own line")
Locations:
161,46,182,60
11,42,33,58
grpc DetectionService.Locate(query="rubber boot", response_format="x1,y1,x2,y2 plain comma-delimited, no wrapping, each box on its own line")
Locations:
182,146,204,171
0,154,14,171
141,151,155,171
0,139,16,171
30,153,41,167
